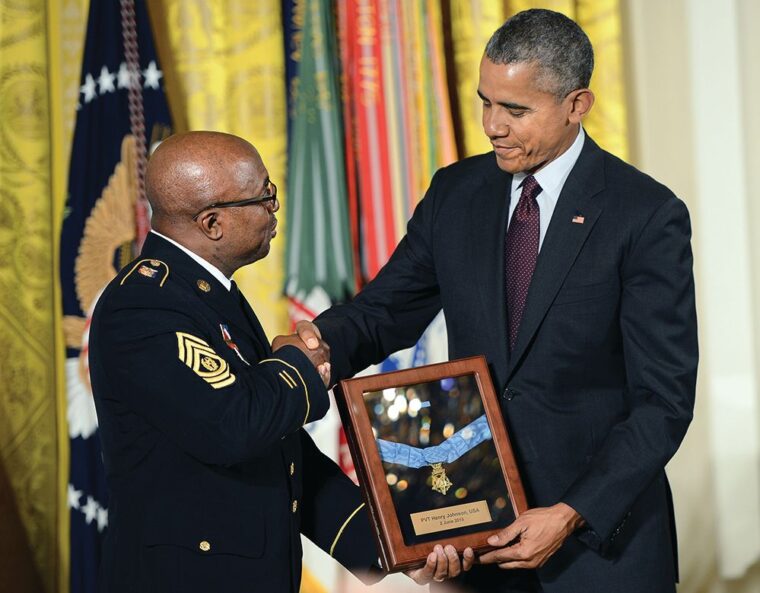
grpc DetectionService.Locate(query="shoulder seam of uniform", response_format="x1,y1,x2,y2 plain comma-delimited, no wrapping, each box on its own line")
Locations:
259,358,310,423
329,502,366,557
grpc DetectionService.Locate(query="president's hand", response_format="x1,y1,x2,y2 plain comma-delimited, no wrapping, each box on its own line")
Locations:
293,320,322,350
478,503,584,570
271,331,331,387
405,545,474,585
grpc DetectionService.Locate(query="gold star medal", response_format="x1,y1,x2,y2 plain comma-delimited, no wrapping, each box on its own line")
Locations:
430,463,452,495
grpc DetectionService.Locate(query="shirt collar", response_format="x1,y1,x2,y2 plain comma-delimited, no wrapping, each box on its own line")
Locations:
149,230,232,291
511,126,586,197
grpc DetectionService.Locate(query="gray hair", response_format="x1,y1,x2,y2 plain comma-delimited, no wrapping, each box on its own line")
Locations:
485,9,594,99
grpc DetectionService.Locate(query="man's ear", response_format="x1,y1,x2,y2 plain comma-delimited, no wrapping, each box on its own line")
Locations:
567,88,595,124
196,210,223,240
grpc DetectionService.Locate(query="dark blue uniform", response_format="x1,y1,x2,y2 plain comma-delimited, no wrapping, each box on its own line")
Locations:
89,233,378,592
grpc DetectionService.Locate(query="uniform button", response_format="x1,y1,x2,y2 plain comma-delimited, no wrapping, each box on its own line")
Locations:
292,499,298,513
290,462,295,476
199,540,211,552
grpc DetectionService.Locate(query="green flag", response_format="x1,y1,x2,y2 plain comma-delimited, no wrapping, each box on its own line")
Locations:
286,0,354,306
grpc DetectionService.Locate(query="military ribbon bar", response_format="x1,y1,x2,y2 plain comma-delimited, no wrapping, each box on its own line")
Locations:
220,324,250,366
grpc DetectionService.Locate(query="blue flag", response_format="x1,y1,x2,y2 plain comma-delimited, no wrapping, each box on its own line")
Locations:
60,1,171,591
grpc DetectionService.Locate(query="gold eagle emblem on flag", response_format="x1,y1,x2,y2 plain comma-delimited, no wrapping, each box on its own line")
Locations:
176,332,235,389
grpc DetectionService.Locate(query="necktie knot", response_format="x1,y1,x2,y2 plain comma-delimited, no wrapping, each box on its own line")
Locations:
521,175,542,201
514,176,541,222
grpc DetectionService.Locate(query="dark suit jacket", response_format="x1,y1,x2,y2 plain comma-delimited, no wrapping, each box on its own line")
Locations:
89,234,377,593
315,136,698,593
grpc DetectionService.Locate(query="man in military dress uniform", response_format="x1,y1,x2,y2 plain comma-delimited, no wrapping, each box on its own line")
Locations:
88,132,468,592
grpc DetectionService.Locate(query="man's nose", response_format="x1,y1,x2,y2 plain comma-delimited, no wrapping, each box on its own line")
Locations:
484,113,508,138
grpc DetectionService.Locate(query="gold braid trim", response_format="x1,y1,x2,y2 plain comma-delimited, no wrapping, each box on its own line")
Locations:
329,503,366,557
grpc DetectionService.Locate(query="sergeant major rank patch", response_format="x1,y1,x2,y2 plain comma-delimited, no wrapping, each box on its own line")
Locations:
176,332,235,389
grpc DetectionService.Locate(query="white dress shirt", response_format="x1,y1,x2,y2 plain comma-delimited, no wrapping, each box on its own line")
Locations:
507,126,586,250
150,229,232,291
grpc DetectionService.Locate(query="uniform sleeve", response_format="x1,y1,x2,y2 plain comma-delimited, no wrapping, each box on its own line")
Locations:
90,288,330,466
298,431,383,582
315,171,444,382
561,196,698,550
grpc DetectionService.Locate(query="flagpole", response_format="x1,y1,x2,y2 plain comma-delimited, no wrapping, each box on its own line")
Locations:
46,0,72,590
120,0,150,250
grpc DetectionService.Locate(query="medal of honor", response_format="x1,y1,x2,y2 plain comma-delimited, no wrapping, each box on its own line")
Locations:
430,463,452,495
376,414,493,497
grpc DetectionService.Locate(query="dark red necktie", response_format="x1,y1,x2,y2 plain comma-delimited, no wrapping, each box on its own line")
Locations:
505,175,542,352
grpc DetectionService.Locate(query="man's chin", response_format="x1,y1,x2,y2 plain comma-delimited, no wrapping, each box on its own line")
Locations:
246,243,272,266
494,155,524,174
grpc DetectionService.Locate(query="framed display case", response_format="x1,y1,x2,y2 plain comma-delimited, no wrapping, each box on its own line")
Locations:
335,355,528,572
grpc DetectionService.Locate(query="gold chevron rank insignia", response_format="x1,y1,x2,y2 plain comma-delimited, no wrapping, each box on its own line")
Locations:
176,332,235,389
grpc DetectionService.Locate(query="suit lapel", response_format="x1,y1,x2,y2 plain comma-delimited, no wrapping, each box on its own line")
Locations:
140,234,269,358
196,283,266,355
237,292,272,357
197,285,270,360
470,160,512,369
506,137,606,379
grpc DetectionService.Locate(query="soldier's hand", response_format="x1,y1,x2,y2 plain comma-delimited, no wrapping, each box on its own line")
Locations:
405,544,474,585
272,333,331,387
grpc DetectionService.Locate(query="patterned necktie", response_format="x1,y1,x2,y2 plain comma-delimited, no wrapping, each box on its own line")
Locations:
505,175,542,352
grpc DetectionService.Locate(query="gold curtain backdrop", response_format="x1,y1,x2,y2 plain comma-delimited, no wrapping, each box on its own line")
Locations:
0,1,629,592
0,0,87,590
149,0,290,339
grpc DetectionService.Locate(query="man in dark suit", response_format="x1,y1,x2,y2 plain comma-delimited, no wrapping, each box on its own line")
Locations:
289,9,697,593
88,131,469,592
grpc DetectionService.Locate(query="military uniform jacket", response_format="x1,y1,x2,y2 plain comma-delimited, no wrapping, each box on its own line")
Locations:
315,136,698,593
89,233,377,593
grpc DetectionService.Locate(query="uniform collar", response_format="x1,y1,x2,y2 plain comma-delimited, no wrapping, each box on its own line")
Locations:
150,230,231,291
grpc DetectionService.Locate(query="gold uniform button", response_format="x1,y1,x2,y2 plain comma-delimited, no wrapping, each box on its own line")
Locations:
197,279,211,292
290,462,295,476
199,540,211,552
292,500,298,513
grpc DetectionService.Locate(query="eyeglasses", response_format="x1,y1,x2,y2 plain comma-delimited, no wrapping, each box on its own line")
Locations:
192,180,277,221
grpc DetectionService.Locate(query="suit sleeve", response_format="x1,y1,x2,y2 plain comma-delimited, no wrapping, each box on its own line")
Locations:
298,431,383,582
561,195,698,550
91,287,330,466
315,171,444,382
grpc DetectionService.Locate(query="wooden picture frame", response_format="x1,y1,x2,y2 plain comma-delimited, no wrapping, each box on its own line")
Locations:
335,355,528,572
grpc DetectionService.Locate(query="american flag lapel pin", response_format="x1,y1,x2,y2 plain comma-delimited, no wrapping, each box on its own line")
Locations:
572,212,585,224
